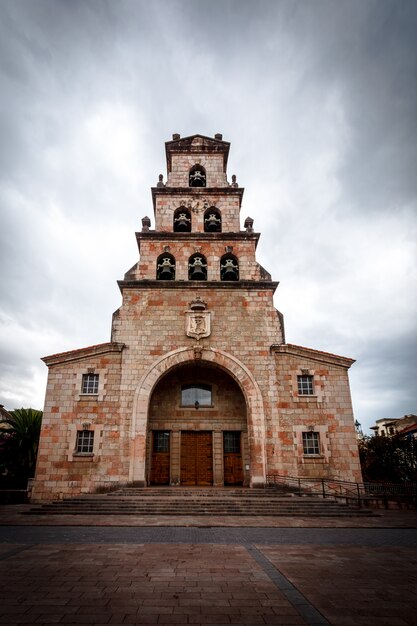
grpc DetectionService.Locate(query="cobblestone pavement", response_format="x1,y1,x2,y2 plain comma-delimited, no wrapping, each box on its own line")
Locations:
1,525,417,625
1,525,417,545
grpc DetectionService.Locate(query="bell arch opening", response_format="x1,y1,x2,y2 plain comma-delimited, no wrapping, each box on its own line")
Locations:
146,362,248,487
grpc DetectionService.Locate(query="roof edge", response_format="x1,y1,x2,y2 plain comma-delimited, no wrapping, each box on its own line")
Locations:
164,134,231,173
42,342,125,367
271,343,355,368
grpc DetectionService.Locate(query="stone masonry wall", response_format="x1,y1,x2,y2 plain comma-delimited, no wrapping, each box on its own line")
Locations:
112,285,283,485
267,351,363,483
167,154,228,188
154,192,241,232
31,350,126,502
134,237,262,281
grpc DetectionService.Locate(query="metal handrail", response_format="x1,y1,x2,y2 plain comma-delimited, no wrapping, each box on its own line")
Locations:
266,474,417,509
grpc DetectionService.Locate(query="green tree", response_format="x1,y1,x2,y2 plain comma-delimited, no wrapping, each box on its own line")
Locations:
0,408,43,487
359,433,417,483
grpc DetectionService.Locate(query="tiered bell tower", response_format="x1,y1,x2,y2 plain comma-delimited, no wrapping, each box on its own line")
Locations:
112,133,284,487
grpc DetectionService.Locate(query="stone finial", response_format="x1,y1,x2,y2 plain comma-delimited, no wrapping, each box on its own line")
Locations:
231,174,238,188
214,133,223,140
141,216,151,231
172,133,180,140
157,174,165,188
244,216,254,232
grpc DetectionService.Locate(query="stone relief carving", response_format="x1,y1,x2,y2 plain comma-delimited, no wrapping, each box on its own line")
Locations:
186,198,211,214
185,296,211,340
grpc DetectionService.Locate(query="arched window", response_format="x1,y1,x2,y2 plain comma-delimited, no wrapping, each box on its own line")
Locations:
204,206,222,232
181,384,212,407
156,253,175,280
188,253,207,281
173,206,191,232
220,253,239,281
189,164,206,187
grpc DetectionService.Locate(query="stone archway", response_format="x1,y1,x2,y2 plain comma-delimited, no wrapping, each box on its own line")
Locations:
130,346,266,487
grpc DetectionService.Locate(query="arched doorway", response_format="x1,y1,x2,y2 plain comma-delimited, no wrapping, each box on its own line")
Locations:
147,362,248,486
130,346,266,488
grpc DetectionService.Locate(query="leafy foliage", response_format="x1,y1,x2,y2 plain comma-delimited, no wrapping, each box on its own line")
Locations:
0,408,43,488
359,433,417,483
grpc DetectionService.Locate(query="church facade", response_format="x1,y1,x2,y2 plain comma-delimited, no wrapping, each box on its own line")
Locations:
32,134,362,502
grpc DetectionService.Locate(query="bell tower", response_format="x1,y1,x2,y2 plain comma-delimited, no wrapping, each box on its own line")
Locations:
113,132,284,487
118,133,281,293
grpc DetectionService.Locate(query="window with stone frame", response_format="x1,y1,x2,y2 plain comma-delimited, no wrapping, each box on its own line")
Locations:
302,431,321,455
82,373,99,394
75,430,94,454
297,374,314,395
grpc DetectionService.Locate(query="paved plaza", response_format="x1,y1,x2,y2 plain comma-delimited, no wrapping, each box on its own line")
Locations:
1,510,417,625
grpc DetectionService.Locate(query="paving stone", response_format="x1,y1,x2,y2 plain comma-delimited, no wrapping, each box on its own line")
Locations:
1,522,417,625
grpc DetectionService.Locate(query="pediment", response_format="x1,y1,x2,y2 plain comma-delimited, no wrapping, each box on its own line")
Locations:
165,133,230,171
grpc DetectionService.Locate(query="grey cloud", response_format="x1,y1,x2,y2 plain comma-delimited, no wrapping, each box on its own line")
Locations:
0,0,415,430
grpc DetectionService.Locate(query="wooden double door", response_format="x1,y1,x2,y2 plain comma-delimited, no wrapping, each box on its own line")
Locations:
181,431,213,486
150,430,243,486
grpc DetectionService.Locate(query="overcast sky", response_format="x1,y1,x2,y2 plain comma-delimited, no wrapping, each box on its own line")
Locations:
0,0,416,433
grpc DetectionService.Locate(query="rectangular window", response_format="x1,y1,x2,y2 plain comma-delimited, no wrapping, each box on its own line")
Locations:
297,374,314,395
82,373,99,394
153,431,170,453
223,431,241,454
302,431,320,455
181,385,212,407
76,430,94,454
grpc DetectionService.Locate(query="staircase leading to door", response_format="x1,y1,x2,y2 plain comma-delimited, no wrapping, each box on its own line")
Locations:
27,486,374,517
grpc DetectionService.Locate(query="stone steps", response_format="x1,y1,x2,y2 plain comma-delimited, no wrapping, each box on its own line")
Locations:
27,486,374,517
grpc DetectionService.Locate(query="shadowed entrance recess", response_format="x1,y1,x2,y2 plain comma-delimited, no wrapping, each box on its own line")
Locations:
147,361,248,486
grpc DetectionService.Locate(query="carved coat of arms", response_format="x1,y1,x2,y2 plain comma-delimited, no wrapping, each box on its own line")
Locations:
185,297,211,339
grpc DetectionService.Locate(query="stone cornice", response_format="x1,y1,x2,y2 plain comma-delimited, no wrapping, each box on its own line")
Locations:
270,343,355,369
136,231,260,250
118,280,279,294
42,342,125,367
151,186,244,212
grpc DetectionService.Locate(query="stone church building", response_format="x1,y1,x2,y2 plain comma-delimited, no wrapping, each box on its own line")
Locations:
32,134,362,502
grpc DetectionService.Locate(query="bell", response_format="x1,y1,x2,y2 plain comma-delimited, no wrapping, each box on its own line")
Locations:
174,213,191,232
205,214,221,232
222,267,238,281
159,266,174,280
221,260,238,281
176,218,190,231
189,266,206,280
189,170,206,187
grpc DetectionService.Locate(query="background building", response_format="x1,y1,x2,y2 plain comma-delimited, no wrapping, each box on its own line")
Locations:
32,134,362,501
370,414,417,437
